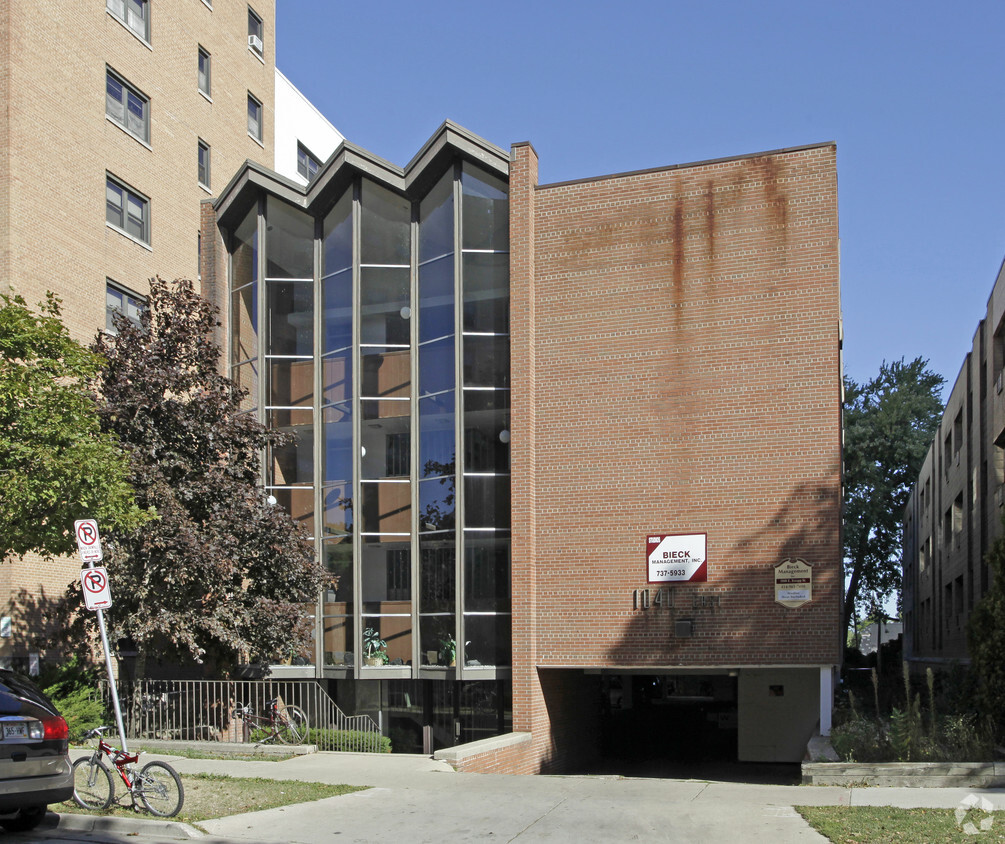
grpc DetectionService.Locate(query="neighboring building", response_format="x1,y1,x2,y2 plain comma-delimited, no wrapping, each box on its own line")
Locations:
273,69,343,187
0,1,336,667
903,257,1005,668
204,122,843,772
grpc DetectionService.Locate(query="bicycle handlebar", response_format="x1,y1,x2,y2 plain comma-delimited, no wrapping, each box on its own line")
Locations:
83,726,113,739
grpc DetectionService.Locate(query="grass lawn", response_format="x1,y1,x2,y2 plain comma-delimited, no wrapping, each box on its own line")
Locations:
797,805,1003,843
61,773,367,824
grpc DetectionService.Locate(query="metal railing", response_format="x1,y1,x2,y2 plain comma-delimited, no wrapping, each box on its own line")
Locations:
99,679,384,753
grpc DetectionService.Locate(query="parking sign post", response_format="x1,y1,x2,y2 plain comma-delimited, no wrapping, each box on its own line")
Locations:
74,519,129,753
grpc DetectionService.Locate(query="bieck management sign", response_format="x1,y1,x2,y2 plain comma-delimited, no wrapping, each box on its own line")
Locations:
647,533,707,583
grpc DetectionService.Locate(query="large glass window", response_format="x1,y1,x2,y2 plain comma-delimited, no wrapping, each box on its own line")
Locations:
198,140,210,188
105,281,144,334
298,143,321,182
107,0,148,41
264,198,314,512
198,47,211,97
228,157,510,678
105,174,149,244
248,6,264,55
247,93,263,142
460,162,510,668
106,68,148,143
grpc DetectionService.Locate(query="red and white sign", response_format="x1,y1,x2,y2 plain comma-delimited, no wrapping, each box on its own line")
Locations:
74,519,103,563
647,533,707,583
81,567,113,611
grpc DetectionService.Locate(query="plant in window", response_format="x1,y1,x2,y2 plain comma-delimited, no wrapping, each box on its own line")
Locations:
363,628,387,666
439,636,456,667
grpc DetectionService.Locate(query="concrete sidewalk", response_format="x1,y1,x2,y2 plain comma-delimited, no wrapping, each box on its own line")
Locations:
49,749,1005,843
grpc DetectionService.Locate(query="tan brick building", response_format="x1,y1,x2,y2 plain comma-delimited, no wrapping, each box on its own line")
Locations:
0,0,277,659
204,123,843,772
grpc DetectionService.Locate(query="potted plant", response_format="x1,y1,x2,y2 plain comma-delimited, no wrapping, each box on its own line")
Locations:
363,628,388,666
439,636,457,667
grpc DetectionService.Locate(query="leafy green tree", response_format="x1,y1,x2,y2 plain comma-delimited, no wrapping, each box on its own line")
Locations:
0,292,151,560
843,357,944,638
63,278,324,673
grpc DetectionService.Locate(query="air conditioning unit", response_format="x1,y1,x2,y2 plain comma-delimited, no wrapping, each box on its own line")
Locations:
248,34,263,52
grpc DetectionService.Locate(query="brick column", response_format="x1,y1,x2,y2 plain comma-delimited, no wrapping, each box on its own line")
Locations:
509,142,546,771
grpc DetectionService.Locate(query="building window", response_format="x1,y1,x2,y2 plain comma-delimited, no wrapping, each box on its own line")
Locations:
106,281,144,333
247,94,262,142
107,0,148,41
198,47,211,97
198,140,211,188
106,69,149,143
106,174,149,244
248,7,264,55
297,143,321,182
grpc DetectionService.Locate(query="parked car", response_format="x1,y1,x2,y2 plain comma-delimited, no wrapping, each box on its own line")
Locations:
0,669,71,832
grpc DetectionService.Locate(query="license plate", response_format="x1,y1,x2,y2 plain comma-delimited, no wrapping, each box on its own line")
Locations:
2,723,27,740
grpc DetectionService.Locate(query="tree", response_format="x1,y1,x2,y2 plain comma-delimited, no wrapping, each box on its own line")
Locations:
843,357,944,639
0,292,151,560
64,278,324,672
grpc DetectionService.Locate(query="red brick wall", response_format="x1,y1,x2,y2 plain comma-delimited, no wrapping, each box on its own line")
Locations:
443,735,536,775
509,143,842,772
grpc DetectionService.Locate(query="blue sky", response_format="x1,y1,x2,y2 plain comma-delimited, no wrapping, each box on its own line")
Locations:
277,0,1005,397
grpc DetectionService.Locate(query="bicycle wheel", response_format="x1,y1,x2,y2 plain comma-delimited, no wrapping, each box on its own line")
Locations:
137,761,184,817
72,756,114,810
275,704,308,744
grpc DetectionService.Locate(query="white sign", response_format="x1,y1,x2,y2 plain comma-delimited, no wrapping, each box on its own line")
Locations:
775,558,812,608
74,519,103,563
647,533,707,583
81,567,113,611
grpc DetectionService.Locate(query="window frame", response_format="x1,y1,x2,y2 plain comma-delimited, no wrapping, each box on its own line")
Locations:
198,139,211,189
248,6,264,56
106,0,149,42
105,67,149,144
105,280,146,334
247,93,263,143
198,46,211,98
297,142,321,182
105,173,150,245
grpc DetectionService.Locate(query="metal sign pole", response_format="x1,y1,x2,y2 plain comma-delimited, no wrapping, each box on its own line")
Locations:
91,588,129,754
74,520,128,753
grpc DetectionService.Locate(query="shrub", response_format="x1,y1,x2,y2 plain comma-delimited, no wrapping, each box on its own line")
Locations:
304,728,391,753
35,655,109,742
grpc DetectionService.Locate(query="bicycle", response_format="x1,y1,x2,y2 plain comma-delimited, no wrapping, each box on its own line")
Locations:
232,697,308,744
72,726,184,817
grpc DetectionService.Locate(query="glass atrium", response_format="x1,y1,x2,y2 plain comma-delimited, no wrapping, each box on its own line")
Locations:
227,157,511,698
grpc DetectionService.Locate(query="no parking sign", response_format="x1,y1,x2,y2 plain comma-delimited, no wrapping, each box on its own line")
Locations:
74,519,103,563
81,567,113,611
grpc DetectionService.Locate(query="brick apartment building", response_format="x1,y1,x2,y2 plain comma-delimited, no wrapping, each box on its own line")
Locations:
0,1,340,665
203,122,843,772
903,257,1005,668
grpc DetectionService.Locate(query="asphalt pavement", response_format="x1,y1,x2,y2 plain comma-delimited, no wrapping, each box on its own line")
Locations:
14,750,1005,844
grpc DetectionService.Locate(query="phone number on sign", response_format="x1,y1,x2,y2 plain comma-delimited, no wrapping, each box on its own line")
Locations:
654,569,686,578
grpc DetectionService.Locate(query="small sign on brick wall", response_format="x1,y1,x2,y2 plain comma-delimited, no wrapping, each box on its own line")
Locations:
775,558,812,608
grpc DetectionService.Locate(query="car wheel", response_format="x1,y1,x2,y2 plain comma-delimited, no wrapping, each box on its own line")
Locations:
0,805,47,832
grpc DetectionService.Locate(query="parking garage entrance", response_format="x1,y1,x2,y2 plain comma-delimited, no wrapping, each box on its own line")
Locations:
594,672,739,774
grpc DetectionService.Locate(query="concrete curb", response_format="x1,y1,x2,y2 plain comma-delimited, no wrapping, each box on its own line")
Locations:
802,760,1005,787
117,738,317,756
47,810,204,840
